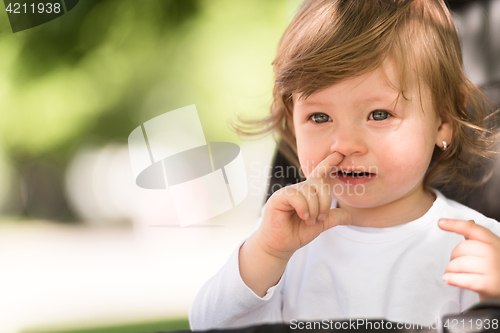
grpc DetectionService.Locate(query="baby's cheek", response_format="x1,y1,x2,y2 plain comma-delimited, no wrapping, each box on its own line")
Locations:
379,135,430,182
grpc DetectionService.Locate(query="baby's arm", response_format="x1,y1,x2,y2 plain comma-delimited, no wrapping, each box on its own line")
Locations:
238,233,290,297
189,240,284,330
189,152,351,330
238,152,351,297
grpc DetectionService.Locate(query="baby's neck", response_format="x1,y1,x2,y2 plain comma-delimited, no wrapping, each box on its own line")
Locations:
337,188,436,228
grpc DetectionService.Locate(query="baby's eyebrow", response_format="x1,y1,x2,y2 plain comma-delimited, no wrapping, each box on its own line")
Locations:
358,90,402,104
299,94,398,107
298,100,327,106
362,95,390,103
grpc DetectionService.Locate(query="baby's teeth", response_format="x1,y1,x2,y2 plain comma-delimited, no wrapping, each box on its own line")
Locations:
340,170,365,175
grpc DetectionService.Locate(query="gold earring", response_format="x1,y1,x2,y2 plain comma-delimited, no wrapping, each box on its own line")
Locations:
441,141,447,151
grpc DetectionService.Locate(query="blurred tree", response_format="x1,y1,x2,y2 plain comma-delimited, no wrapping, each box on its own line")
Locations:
0,0,289,222
2,0,201,163
0,0,202,221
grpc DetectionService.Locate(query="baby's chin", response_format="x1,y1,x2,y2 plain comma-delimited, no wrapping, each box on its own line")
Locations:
332,191,389,209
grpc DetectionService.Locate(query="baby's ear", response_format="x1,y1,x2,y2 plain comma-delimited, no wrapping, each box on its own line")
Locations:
436,112,453,146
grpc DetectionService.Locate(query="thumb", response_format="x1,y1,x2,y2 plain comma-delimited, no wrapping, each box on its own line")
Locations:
323,208,352,230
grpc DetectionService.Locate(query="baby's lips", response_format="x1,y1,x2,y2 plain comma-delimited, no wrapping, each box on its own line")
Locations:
329,168,377,177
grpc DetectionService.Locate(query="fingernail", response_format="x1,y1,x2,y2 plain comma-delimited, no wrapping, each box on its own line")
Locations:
340,215,352,225
438,219,447,225
318,213,326,221
304,212,309,220
340,211,352,225
312,219,316,225
332,151,343,158
443,274,449,282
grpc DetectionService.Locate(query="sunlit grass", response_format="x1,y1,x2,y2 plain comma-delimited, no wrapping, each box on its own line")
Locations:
23,317,190,333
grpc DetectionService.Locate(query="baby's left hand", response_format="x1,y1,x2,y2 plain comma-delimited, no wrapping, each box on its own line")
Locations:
439,219,500,301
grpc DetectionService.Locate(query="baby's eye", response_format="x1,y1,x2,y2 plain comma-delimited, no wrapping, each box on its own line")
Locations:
369,110,391,121
309,113,331,124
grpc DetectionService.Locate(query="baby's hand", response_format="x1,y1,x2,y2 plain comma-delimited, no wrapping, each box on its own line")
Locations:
439,219,500,301
254,152,352,261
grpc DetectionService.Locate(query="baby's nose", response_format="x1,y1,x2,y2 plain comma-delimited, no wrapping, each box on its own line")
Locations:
329,127,367,157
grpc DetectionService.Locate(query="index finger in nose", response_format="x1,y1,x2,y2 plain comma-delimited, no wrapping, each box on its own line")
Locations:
307,152,344,180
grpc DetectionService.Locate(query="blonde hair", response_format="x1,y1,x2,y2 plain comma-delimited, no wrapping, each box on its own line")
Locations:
232,0,499,194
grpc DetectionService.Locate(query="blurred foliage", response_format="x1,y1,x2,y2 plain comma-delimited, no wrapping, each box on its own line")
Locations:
0,0,296,221
24,317,190,333
0,0,292,164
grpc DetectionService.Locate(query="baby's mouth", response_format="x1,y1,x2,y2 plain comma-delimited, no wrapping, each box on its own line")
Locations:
331,170,375,178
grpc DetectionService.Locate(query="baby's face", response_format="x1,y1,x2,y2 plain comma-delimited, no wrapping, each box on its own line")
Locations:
292,60,444,209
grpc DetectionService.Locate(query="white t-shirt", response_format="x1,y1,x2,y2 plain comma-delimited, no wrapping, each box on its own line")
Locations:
189,188,500,330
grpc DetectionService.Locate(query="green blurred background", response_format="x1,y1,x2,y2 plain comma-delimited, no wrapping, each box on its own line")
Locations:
2,1,496,332
0,0,301,332
0,0,301,222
